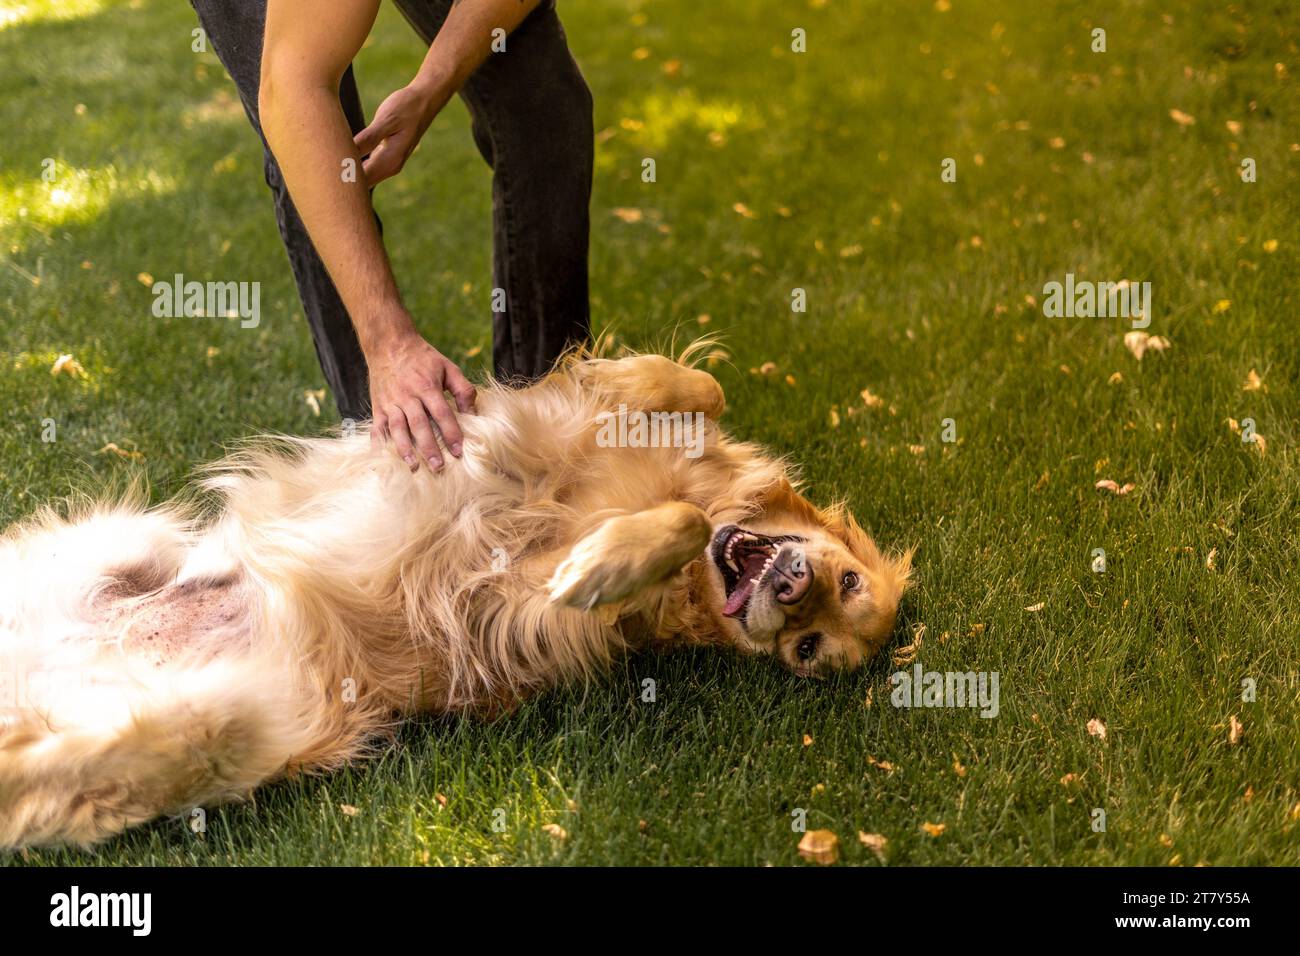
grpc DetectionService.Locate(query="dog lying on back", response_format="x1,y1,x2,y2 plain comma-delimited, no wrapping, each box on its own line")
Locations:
0,345,911,847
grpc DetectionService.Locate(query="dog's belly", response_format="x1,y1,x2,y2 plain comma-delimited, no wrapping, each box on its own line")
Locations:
96,574,252,666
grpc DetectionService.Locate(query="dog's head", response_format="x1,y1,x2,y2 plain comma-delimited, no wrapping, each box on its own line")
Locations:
705,482,912,676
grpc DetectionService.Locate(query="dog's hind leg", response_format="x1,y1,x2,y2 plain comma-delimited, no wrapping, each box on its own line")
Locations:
0,652,317,849
546,502,712,611
570,354,726,420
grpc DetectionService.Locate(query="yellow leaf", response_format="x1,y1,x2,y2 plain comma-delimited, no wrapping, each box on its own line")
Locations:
542,823,568,841
797,829,840,865
857,831,889,861
1169,108,1196,126
921,822,946,837
50,354,86,378
96,442,144,461
1228,714,1244,746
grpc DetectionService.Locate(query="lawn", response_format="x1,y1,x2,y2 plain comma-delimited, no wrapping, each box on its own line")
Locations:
1,0,1298,865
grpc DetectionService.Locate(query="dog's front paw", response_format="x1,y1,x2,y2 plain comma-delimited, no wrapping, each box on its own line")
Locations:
547,504,712,613
547,529,639,611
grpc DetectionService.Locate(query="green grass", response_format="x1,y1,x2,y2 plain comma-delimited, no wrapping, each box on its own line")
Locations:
2,0,1298,865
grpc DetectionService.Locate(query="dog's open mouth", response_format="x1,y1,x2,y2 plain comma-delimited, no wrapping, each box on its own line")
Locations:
710,525,799,619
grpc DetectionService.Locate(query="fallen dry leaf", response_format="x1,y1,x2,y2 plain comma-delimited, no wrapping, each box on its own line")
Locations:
952,754,967,777
1160,833,1175,848
610,207,644,223
1087,718,1108,740
97,443,144,461
1228,714,1244,746
802,734,814,747
867,756,896,774
304,388,325,417
1206,547,1218,571
1095,479,1136,496
542,823,569,841
50,354,86,378
1242,369,1266,392
1169,108,1196,127
891,623,925,666
1226,120,1243,136
907,444,926,456
797,829,840,865
920,822,946,837
828,408,841,428
857,831,889,862
1108,371,1123,385
860,387,885,409
434,793,449,808
1123,330,1171,360
1060,773,1079,787
703,347,729,368
339,804,359,817
732,202,757,219
1262,239,1278,253
1024,602,1045,612
1251,434,1268,457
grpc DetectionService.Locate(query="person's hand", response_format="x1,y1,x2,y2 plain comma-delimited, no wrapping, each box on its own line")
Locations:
353,80,452,186
367,326,476,472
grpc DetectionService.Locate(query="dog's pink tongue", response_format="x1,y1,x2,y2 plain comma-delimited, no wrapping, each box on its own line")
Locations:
723,553,768,618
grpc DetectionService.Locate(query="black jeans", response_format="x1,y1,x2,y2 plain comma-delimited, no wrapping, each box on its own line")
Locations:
189,0,594,419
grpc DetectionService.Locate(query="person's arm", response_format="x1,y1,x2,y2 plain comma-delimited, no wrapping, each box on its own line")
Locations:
354,0,543,184
259,0,475,472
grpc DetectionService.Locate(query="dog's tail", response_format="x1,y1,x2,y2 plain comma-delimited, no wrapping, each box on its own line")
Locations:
0,653,317,849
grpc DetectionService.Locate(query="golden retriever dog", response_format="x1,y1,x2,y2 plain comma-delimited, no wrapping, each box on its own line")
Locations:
0,345,911,848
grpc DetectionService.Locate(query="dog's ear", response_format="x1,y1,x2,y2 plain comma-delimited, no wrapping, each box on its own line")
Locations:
824,505,915,602
760,478,822,526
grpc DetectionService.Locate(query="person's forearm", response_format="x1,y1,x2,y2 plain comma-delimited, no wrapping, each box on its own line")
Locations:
410,0,542,97
261,85,411,351
259,0,414,354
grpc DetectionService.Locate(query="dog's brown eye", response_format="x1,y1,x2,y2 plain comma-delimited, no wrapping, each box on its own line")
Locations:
841,571,860,591
796,633,821,661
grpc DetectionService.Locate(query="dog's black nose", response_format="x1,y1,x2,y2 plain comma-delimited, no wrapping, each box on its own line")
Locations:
773,546,813,605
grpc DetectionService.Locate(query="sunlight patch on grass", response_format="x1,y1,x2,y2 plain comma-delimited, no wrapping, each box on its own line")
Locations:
0,165,177,242
0,0,108,31
613,89,749,152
